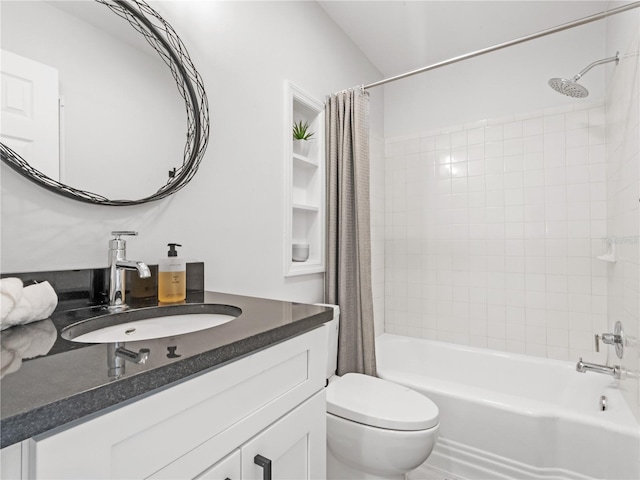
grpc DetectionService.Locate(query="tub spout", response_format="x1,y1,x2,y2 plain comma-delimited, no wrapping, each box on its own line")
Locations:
576,357,622,379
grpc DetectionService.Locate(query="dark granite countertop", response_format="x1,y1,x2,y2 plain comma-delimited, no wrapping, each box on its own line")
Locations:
0,290,333,448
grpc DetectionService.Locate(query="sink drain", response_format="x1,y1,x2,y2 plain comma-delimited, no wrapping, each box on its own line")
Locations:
125,328,136,335
599,395,608,411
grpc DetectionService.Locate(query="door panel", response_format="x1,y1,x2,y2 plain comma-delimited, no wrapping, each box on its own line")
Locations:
242,391,326,480
1,49,59,180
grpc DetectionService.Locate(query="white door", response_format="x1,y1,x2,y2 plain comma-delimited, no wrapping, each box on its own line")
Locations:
1,49,59,180
241,391,326,480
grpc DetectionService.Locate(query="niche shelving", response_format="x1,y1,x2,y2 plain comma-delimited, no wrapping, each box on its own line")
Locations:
284,82,325,277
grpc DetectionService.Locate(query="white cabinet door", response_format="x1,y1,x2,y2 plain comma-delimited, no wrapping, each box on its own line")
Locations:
0,442,23,480
241,390,326,480
195,449,241,480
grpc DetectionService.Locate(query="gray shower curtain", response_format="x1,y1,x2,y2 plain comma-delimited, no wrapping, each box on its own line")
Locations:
325,87,376,377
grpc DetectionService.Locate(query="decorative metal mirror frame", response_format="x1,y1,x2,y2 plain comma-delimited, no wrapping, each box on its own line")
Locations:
0,0,209,206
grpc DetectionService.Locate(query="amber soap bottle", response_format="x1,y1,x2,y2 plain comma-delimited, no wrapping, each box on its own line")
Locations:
158,243,186,303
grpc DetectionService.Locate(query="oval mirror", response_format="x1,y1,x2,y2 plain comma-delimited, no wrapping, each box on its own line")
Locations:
0,0,209,206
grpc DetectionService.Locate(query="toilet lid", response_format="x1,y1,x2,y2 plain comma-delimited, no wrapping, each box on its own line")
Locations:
326,373,439,431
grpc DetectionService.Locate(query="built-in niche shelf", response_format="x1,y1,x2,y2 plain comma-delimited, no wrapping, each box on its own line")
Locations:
284,82,325,277
293,153,318,168
293,203,320,212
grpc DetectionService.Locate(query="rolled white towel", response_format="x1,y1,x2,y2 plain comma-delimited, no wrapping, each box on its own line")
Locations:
1,318,57,378
1,278,24,320
1,281,58,330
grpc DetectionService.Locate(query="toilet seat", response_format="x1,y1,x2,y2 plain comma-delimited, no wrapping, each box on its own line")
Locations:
326,373,439,431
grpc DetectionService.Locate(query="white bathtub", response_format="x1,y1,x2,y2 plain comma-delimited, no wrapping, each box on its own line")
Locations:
376,334,640,480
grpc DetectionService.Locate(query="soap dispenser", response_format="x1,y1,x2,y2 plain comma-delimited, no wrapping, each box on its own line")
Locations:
158,243,186,303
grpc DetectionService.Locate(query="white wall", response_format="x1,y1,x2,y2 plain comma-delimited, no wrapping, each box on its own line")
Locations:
0,1,383,305
604,2,640,420
383,20,606,138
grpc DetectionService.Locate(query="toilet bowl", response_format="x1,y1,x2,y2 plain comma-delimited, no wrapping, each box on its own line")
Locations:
320,305,440,480
326,373,440,479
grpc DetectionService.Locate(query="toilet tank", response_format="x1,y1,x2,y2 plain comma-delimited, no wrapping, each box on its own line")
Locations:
316,303,340,380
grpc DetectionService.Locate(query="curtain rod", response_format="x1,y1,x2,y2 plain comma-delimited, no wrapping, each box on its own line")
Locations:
363,1,640,90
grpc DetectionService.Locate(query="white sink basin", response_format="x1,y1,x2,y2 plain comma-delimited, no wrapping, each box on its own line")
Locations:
62,304,241,343
71,313,236,343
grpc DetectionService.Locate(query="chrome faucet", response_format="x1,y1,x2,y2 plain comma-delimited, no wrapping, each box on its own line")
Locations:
108,231,151,310
107,342,150,378
595,321,625,359
576,357,623,379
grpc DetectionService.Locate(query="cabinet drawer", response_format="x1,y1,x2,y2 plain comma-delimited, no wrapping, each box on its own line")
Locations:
30,327,327,479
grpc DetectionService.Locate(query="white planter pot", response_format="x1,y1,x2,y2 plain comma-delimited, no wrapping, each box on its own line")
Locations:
293,139,311,157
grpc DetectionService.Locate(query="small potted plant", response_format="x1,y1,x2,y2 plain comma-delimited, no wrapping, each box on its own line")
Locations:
292,120,314,156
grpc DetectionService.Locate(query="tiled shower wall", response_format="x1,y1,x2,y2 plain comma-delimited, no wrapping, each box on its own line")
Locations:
606,31,640,418
384,101,612,362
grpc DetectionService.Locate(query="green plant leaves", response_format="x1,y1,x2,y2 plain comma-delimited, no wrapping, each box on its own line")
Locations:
292,120,315,140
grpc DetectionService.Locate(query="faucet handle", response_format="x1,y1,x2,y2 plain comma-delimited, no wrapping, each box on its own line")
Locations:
595,333,621,353
111,231,138,239
595,321,625,359
109,231,138,252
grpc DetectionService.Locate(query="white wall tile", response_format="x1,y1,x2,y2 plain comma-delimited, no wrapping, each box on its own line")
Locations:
468,144,485,161
504,121,523,139
566,146,590,165
381,83,634,379
565,110,589,130
589,125,606,145
524,151,544,170
485,142,504,158
485,125,504,142
451,131,468,148
566,165,591,184
605,25,640,419
544,114,565,133
566,128,589,148
523,118,544,137
436,134,451,150
589,106,606,126
545,132,566,151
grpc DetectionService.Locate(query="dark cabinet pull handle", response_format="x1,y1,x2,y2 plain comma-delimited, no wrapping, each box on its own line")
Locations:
254,454,272,480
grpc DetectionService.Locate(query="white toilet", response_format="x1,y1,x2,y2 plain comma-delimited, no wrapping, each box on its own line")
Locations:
322,305,440,480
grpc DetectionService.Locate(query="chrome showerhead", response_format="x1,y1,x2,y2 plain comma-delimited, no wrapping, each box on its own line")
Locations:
548,52,619,98
548,77,589,98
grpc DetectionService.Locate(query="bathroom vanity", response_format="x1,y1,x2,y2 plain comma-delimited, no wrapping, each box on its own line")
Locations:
3,328,326,479
1,266,332,479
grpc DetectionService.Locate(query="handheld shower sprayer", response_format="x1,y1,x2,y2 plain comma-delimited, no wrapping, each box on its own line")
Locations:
548,52,619,98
